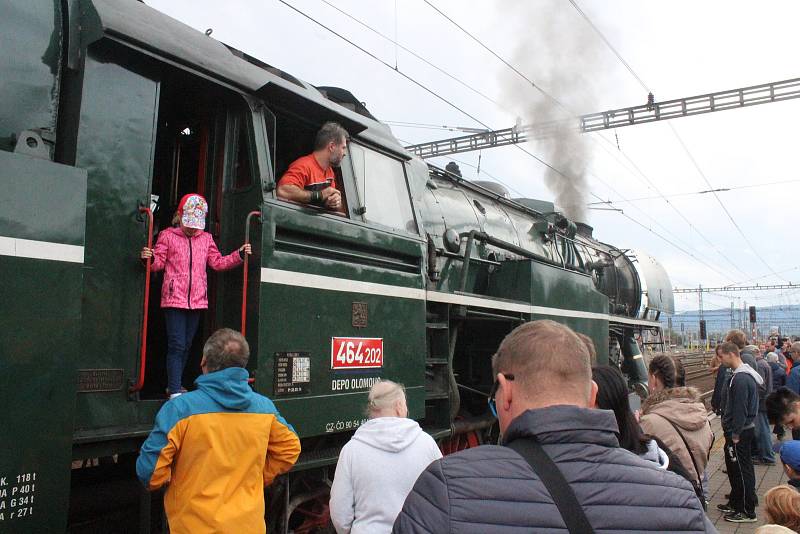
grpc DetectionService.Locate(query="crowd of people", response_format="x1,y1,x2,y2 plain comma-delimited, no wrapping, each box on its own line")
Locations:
134,322,800,533
128,116,800,532
707,329,800,531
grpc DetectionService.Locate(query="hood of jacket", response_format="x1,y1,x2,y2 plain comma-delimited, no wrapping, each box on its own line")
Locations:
351,417,426,453
641,387,709,432
739,348,758,368
639,439,670,469
733,363,764,386
194,367,253,410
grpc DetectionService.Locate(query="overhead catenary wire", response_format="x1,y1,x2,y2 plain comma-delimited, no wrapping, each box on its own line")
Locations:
406,136,742,282
586,192,741,283
420,0,568,111
589,131,751,279
311,1,595,203
341,0,729,270
416,1,788,288
667,122,790,283
582,169,741,282
279,0,744,284
566,0,650,92
276,0,488,129
430,156,528,198
384,121,483,132
566,0,788,284
429,146,740,284
725,265,800,288
589,179,800,205
276,0,591,191
318,0,510,114
395,136,528,198
420,0,745,282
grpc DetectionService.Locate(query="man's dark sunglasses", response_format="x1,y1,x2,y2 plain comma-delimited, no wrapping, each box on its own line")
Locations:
488,373,515,417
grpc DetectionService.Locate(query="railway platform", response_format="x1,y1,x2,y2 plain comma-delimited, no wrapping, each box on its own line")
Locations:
704,415,793,533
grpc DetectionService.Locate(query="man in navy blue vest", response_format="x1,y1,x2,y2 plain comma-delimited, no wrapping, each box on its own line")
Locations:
393,320,714,533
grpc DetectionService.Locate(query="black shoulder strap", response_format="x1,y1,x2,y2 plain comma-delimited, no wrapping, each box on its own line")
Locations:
652,412,703,487
507,438,595,534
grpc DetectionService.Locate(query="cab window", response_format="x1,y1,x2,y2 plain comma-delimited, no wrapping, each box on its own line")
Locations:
268,113,350,217
348,143,416,234
229,111,254,191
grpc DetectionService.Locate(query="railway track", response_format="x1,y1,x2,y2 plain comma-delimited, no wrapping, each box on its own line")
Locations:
652,351,716,400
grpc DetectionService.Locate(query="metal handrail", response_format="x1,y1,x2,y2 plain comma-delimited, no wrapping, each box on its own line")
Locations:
457,230,585,293
241,211,262,336
131,206,154,393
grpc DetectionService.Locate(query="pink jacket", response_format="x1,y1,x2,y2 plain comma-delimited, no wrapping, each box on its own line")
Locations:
150,226,243,310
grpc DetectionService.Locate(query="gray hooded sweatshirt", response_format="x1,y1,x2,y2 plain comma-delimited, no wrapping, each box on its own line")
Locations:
329,417,441,534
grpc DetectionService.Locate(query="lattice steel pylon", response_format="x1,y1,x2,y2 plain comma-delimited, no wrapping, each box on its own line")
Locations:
673,283,798,293
405,77,800,158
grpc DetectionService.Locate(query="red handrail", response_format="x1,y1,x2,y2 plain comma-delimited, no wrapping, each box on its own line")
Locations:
241,211,262,336
131,206,154,393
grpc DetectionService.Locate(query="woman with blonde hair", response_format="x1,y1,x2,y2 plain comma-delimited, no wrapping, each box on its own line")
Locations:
762,484,800,532
329,380,441,533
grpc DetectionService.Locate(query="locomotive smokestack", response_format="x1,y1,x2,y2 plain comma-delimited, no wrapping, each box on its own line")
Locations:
576,222,594,239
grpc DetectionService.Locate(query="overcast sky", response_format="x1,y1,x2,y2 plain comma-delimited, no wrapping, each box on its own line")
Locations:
146,0,800,313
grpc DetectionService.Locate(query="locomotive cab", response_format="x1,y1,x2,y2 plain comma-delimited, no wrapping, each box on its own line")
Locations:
138,67,265,399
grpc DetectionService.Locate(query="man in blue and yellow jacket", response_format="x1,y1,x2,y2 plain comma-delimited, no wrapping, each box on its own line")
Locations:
136,328,301,533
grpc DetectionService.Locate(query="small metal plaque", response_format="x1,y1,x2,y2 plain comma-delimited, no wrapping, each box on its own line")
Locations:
77,369,124,392
352,302,368,328
274,352,311,396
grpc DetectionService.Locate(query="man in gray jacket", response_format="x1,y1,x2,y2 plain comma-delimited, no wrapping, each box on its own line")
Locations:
393,320,715,533
752,348,775,464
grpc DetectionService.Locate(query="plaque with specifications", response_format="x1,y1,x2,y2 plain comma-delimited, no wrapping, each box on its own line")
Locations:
274,352,311,396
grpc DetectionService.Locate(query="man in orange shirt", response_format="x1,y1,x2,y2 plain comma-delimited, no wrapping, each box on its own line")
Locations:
277,122,348,213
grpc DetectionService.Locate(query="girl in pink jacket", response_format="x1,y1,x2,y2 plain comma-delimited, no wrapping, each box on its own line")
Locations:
141,193,250,398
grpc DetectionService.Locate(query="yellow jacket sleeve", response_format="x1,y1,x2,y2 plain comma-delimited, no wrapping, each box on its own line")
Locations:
264,418,301,485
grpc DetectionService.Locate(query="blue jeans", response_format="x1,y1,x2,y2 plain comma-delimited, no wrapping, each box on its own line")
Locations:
164,308,202,394
753,411,776,462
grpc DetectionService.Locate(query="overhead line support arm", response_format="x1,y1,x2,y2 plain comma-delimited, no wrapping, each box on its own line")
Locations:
405,77,800,158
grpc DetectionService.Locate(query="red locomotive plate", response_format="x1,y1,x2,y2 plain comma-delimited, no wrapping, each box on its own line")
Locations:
331,337,384,369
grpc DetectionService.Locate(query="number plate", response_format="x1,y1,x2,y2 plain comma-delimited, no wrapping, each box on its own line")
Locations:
331,337,383,369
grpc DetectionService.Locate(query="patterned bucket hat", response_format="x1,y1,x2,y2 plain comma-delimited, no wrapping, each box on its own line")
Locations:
178,194,208,230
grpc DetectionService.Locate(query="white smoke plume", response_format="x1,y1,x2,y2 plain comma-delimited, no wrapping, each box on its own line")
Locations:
501,0,613,222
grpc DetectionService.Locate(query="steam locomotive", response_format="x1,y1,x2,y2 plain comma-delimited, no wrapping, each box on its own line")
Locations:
0,0,673,531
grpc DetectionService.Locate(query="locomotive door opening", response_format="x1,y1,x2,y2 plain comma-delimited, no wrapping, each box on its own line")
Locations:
140,70,261,399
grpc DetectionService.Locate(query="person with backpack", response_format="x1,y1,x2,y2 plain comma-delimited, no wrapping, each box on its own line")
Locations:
393,321,714,533
640,355,714,507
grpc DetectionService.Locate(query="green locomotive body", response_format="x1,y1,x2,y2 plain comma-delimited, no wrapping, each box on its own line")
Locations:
0,1,672,531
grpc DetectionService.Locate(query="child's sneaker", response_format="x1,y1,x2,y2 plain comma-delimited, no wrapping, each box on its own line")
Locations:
723,512,757,523
166,387,188,399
